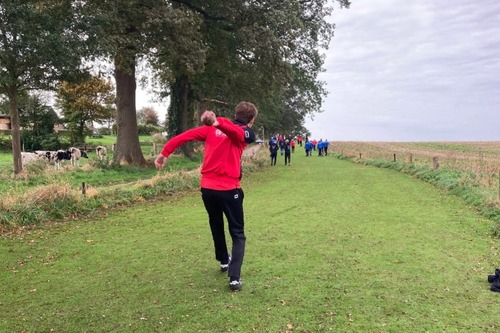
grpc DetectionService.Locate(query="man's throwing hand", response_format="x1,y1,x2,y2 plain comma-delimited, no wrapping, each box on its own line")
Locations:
154,154,167,170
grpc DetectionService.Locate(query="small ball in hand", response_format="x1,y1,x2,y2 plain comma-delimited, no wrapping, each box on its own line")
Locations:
202,116,214,126
201,111,216,126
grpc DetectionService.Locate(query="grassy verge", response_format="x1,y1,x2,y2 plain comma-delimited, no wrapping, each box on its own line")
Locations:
0,147,265,233
332,152,500,236
1,150,498,332
0,153,202,192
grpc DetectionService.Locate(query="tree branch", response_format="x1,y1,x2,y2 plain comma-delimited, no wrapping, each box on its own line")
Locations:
201,97,230,106
170,0,227,22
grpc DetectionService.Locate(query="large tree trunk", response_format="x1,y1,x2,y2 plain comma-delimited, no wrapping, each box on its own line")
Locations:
113,55,146,166
8,89,23,175
167,75,195,158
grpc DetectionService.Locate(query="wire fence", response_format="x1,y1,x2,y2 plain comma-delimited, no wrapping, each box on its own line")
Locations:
331,141,500,200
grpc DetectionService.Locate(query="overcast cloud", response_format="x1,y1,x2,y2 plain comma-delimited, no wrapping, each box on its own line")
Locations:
138,0,500,142
305,0,500,141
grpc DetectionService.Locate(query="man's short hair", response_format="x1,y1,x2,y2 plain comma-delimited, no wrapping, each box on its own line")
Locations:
235,101,258,124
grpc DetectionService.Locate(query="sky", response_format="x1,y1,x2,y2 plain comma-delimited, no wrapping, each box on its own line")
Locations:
138,0,500,142
304,0,500,141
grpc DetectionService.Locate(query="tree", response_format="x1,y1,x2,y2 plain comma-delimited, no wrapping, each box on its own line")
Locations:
0,0,84,174
81,0,350,164
18,93,61,151
152,0,351,145
56,76,115,144
137,106,160,126
82,0,177,166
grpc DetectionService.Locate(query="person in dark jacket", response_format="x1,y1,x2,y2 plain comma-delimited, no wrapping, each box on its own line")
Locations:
155,101,258,291
269,139,279,165
284,139,291,166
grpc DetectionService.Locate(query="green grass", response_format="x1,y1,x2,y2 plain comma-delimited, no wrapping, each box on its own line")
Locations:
1,151,499,332
0,134,200,194
0,154,202,193
86,134,119,147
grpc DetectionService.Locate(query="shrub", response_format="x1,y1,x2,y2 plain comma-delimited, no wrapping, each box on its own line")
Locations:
97,127,112,135
0,134,11,151
151,132,167,144
138,124,164,135
40,133,64,151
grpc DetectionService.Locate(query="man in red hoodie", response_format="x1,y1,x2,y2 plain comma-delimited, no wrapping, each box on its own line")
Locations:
154,101,258,291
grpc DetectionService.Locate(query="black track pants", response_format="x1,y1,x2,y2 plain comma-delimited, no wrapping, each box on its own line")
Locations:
285,153,291,165
201,188,246,279
271,153,277,165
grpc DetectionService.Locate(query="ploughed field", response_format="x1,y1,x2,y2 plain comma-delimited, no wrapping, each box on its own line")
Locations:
331,141,500,173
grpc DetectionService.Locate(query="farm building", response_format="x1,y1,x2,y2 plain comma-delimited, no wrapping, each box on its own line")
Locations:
0,114,11,130
53,123,66,133
0,114,66,133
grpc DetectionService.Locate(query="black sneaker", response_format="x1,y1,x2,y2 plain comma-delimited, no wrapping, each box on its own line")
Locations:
220,256,231,272
229,279,242,291
488,268,500,283
487,268,500,283
491,278,500,292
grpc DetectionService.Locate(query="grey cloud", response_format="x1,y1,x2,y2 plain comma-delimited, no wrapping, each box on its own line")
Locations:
306,0,500,141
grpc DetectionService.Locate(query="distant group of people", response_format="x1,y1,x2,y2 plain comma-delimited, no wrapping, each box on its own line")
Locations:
268,134,293,166
268,134,329,166
304,139,329,157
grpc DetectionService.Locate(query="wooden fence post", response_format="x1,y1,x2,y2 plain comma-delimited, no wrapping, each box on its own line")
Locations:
359,153,362,159
393,153,396,162
432,156,440,169
497,171,500,202
409,153,413,164
82,182,86,195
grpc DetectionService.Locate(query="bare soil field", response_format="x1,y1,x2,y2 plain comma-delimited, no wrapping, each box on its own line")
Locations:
331,141,500,173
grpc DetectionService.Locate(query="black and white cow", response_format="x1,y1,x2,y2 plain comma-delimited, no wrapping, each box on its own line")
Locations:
52,150,72,170
21,152,46,165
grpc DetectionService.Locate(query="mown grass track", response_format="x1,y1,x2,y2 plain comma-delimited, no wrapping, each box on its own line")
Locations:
1,149,498,332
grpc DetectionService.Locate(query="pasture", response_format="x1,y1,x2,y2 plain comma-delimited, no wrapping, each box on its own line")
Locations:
1,146,498,332
0,135,170,192
0,134,203,229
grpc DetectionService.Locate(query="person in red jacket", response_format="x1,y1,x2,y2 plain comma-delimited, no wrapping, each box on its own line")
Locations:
154,101,258,291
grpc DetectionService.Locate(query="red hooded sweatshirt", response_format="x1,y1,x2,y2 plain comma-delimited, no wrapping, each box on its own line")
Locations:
160,117,256,190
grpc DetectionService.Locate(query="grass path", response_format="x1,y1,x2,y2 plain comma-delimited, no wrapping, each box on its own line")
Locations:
1,150,499,332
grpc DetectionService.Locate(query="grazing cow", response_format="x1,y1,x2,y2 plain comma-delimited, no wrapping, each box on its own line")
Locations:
21,152,46,165
96,145,107,160
68,147,88,167
34,150,50,156
34,150,55,163
53,150,72,170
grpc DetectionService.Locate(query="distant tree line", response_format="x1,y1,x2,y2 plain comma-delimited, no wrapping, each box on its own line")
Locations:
0,0,350,174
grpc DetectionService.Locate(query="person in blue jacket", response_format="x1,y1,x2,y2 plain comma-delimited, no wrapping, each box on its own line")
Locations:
304,140,313,157
268,136,276,147
323,139,329,156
